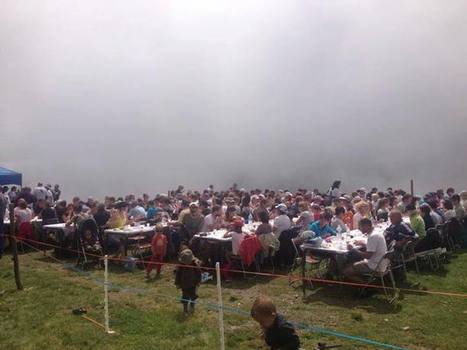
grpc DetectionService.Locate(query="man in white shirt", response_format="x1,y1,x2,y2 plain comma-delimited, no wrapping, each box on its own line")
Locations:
201,205,223,232
273,204,291,238
32,183,47,201
343,218,388,283
45,184,54,204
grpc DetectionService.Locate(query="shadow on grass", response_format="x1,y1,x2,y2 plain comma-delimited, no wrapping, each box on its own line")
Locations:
413,265,449,278
301,284,403,315
222,275,277,290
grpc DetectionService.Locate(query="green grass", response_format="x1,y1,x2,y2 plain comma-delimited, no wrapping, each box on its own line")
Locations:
1,250,467,350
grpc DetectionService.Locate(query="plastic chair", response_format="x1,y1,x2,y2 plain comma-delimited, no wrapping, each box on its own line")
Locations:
292,237,327,291
360,250,398,303
393,239,419,274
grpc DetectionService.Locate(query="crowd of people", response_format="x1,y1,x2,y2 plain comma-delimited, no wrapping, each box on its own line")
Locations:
1,181,466,270
1,181,467,349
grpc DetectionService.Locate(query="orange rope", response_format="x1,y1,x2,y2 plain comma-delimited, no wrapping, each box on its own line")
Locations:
6,234,467,298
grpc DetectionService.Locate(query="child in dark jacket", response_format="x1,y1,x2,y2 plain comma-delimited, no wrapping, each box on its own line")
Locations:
251,295,300,350
175,248,202,314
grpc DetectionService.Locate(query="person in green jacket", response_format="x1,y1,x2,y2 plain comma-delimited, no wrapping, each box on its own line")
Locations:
406,204,425,239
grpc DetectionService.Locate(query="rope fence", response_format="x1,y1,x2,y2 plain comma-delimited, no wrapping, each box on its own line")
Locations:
13,238,410,350
5,234,467,299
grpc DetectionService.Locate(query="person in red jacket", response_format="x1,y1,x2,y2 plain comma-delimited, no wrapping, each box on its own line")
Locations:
145,224,168,278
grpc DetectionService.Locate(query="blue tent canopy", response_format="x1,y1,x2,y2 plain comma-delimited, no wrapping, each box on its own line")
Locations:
0,167,22,186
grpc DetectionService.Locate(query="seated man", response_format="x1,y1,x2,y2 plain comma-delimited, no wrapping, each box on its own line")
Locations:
273,204,291,238
201,205,223,232
406,204,425,239
343,218,388,283
145,200,159,222
384,210,417,247
93,203,110,227
40,200,58,225
308,210,336,238
128,201,146,221
452,194,466,221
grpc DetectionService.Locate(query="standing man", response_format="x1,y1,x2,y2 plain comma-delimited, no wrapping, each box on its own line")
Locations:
32,183,47,202
52,184,61,202
8,186,18,204
0,189,8,258
45,184,54,205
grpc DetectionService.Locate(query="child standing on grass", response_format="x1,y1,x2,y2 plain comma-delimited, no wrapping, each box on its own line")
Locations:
145,224,168,279
175,248,201,315
251,295,300,350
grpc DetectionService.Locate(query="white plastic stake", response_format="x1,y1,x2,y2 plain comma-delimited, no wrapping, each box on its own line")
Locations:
215,262,226,350
104,255,115,334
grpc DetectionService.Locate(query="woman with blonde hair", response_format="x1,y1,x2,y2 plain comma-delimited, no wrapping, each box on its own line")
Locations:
353,201,370,230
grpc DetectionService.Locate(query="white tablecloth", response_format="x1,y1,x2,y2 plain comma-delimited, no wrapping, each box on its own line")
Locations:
196,229,232,242
4,217,42,225
105,225,155,236
302,221,390,255
43,223,67,230
195,220,270,242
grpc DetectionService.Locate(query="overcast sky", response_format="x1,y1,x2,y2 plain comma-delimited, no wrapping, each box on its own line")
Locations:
1,0,466,199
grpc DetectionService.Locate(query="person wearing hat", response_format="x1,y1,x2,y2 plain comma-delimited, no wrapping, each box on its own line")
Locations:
273,204,291,238
180,202,204,240
175,248,202,315
311,199,324,217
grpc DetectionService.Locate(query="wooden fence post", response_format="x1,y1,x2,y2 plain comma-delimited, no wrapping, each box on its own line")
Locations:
9,203,23,290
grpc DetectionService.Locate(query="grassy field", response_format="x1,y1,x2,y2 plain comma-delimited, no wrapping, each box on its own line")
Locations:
1,249,466,350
